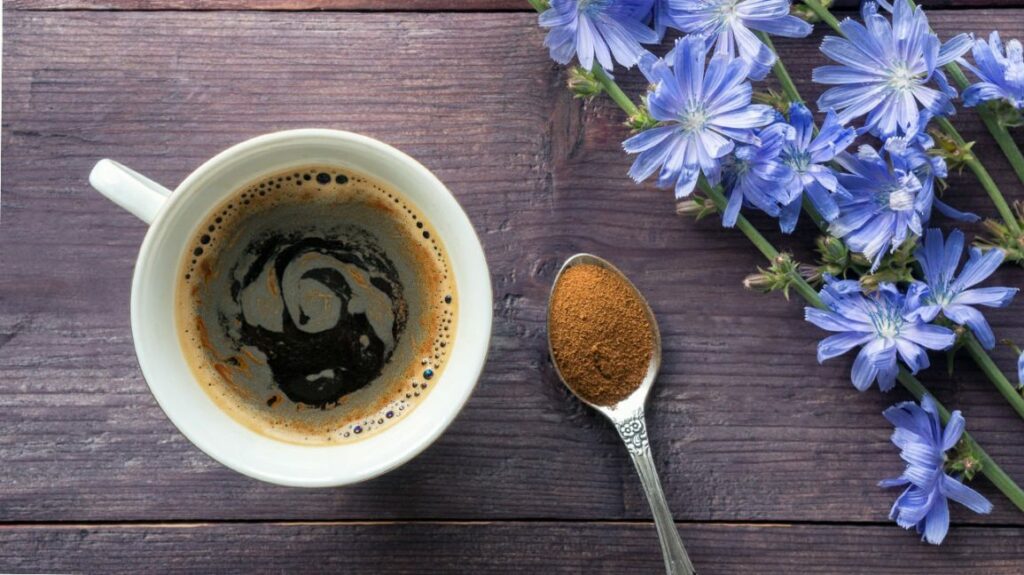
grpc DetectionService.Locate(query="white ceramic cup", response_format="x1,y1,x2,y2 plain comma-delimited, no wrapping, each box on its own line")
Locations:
89,129,492,487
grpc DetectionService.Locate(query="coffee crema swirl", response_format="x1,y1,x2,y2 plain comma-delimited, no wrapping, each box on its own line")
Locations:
176,166,457,445
235,233,407,407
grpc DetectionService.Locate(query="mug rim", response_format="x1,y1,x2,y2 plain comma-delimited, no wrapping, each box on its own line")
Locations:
130,129,492,486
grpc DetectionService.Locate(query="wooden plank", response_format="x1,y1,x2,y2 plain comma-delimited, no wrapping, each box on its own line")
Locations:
1,521,1022,573
2,10,1024,526
4,0,528,10
6,0,1024,10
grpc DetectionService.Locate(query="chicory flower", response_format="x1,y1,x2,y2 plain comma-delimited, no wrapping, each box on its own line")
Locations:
812,0,972,137
720,122,798,228
829,145,928,270
805,277,955,391
540,0,658,72
777,103,856,231
914,228,1018,349
880,395,993,545
623,36,775,198
666,0,812,80
1018,348,1024,386
960,31,1024,110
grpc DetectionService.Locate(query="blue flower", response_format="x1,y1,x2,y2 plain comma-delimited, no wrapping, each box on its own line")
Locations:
812,0,972,138
777,103,856,231
1018,348,1024,387
914,228,1018,350
805,277,955,391
960,32,1024,110
540,0,658,72
666,0,812,80
649,0,681,40
720,122,798,228
829,145,930,269
623,37,775,198
880,395,992,545
883,118,979,224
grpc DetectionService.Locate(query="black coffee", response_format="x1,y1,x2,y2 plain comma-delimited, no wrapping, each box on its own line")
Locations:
176,166,456,445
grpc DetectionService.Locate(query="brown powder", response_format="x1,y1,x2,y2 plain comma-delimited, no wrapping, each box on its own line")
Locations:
548,263,655,406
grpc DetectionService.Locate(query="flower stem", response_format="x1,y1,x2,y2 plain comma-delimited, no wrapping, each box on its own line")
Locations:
592,66,640,118
570,37,1024,513
758,33,802,105
934,118,1022,235
700,181,780,261
963,334,1024,420
799,0,842,32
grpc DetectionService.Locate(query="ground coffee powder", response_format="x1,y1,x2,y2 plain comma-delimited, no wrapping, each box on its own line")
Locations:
548,263,655,406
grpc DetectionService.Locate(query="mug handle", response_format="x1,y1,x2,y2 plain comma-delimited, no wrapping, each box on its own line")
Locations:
89,159,172,224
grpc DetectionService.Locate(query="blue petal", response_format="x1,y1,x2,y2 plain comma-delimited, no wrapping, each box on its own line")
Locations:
818,331,874,362
943,304,995,350
941,474,993,515
921,493,950,545
900,323,956,351
952,247,1005,291
940,411,965,452
954,287,1018,308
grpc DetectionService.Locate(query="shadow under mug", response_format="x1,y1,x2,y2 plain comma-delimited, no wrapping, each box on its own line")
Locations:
90,129,492,487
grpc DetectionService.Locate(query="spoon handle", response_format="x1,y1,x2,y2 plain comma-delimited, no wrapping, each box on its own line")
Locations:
616,409,697,575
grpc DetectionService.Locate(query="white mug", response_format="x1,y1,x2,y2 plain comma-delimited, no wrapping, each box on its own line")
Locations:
89,129,492,487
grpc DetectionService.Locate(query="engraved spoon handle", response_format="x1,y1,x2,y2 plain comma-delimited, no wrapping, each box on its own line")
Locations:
615,409,697,575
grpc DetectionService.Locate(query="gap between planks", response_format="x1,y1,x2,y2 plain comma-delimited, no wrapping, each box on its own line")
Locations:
0,518,1022,530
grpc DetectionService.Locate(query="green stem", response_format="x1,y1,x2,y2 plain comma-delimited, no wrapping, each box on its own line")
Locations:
592,66,640,118
800,0,841,32
701,182,780,260
759,33,802,105
977,105,1024,197
567,27,1024,512
963,334,1024,420
934,118,1022,234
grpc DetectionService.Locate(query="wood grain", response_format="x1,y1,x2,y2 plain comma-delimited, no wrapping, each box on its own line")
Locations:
4,0,528,10
2,521,1023,574
2,8,1024,537
7,0,1024,10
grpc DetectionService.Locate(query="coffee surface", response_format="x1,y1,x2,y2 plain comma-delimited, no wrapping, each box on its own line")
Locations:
176,166,456,445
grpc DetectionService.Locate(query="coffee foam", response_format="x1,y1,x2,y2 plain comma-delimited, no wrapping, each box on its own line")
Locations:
175,166,457,445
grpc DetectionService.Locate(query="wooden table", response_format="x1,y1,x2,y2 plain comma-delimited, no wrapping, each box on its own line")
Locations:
3,1,1024,572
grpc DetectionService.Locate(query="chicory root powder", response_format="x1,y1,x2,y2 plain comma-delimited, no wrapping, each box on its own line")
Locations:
548,263,655,406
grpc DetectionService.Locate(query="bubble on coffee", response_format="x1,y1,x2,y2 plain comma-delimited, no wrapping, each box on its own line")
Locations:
176,166,457,445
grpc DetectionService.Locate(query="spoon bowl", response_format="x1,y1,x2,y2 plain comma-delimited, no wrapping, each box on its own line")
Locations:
546,253,662,419
547,253,697,575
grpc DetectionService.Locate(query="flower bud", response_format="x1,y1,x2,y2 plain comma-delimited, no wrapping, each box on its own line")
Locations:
975,202,1024,266
675,196,717,220
567,67,603,99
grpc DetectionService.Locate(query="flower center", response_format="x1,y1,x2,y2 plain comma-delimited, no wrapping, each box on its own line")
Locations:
782,147,811,174
876,173,920,212
926,290,954,307
577,0,611,15
870,305,904,339
679,104,709,134
715,0,741,23
887,63,921,92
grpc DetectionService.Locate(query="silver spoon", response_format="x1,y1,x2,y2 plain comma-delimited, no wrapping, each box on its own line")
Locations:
547,253,697,575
